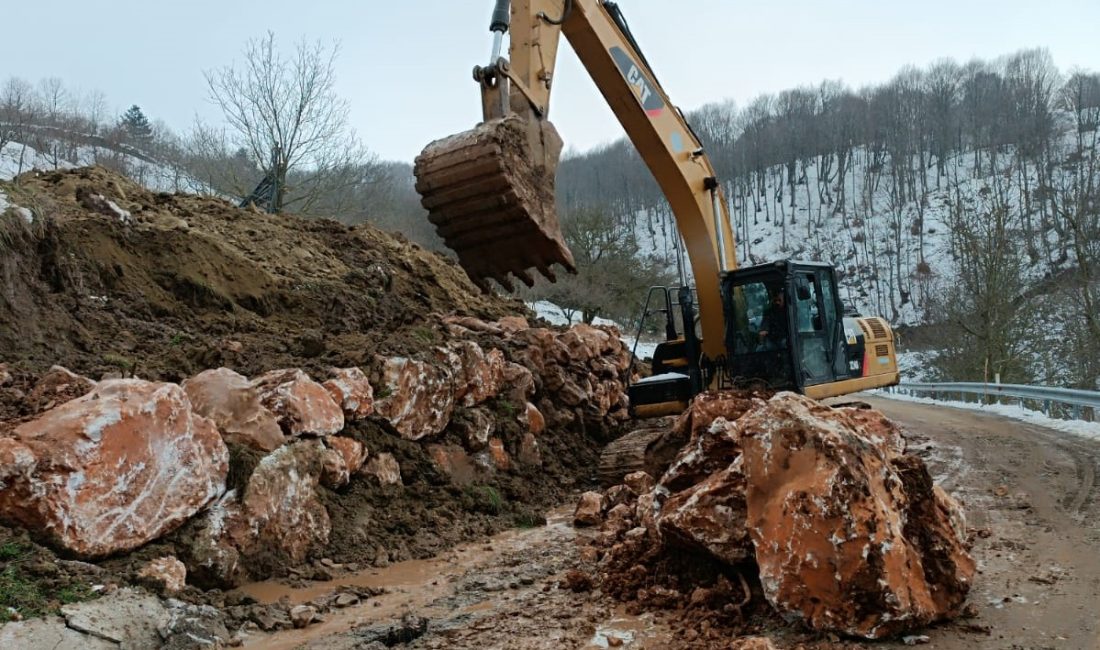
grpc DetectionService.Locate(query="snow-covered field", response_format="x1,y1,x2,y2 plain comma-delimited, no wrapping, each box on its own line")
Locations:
874,389,1100,443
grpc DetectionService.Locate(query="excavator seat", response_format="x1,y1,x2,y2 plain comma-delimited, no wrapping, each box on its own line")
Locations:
413,115,576,292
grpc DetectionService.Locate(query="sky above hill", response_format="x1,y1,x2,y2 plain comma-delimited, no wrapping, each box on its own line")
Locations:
2,1,1098,162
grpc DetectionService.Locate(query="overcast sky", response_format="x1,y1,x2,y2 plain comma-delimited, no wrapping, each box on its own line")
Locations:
2,1,1098,162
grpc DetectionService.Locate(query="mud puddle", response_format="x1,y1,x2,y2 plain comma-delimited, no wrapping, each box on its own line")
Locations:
238,507,670,649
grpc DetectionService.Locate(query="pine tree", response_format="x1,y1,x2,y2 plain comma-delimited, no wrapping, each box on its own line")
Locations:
119,105,154,148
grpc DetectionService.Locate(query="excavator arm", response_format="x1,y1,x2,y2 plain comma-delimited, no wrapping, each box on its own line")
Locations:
415,0,736,362
415,1,900,412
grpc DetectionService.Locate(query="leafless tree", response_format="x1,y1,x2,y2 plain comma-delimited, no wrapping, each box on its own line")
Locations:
204,32,373,215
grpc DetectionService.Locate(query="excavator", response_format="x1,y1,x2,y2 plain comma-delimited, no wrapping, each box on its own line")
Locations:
414,0,900,436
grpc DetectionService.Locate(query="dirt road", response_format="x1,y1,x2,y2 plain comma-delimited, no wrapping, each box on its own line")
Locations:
242,398,1100,649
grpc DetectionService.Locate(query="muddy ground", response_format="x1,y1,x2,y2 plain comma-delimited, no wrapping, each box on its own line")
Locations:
236,398,1100,650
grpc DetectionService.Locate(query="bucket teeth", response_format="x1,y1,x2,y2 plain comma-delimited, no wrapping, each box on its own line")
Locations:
414,116,576,292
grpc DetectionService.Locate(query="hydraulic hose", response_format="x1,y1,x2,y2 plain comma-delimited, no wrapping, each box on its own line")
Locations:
539,0,573,25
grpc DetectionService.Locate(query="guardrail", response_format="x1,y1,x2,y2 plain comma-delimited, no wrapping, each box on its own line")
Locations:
887,381,1100,422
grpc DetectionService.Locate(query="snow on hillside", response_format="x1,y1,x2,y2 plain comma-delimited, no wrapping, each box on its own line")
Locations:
1,140,197,193
627,112,1084,327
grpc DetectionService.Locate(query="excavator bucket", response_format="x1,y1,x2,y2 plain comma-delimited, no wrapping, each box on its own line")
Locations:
414,115,576,292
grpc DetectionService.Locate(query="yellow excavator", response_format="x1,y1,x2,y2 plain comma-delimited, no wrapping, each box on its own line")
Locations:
414,0,900,422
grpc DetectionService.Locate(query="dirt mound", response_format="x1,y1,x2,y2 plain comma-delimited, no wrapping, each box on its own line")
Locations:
0,166,518,381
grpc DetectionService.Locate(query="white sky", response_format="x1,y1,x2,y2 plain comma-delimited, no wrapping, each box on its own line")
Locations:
2,1,1098,162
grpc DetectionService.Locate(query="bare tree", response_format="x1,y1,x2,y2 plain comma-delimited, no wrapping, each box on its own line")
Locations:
204,32,371,215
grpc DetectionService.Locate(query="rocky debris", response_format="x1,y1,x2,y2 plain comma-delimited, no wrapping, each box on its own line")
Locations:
518,432,542,466
373,356,455,440
183,368,285,452
486,438,511,471
61,587,168,648
739,393,975,639
574,491,605,527
137,556,188,594
26,365,96,411
323,367,375,420
251,369,344,437
657,461,753,566
361,452,402,486
0,379,228,558
623,471,655,495
0,362,11,386
158,600,231,649
579,390,974,642
455,408,495,451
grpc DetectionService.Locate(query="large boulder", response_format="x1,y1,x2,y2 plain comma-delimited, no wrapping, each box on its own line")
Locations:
251,369,344,437
373,356,454,440
183,441,331,586
0,380,228,558
183,368,285,452
738,392,974,639
660,413,748,494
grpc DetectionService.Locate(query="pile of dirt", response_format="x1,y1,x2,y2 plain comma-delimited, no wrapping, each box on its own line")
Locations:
0,167,637,640
0,166,518,382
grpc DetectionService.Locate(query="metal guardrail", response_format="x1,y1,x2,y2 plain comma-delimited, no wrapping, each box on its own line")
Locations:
888,381,1100,421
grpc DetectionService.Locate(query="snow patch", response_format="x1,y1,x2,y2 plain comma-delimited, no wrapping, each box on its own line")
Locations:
874,390,1100,443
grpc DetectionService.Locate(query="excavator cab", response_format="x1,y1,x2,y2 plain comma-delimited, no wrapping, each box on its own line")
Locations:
717,260,899,401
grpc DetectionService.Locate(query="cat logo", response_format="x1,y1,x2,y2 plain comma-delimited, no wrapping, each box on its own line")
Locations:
610,46,665,117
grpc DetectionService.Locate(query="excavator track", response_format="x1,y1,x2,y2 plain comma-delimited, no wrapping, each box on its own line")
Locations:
413,115,575,292
597,418,683,488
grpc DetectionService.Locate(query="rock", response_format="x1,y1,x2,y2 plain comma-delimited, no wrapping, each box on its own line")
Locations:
0,437,36,489
634,491,658,533
137,556,187,594
623,471,655,495
518,432,542,466
440,341,507,406
574,491,604,527
324,436,367,487
321,446,351,489
837,405,907,457
0,616,115,650
290,604,319,629
486,438,511,471
1,380,228,558
428,445,477,484
159,600,231,649
183,368,285,452
661,414,746,494
362,452,402,486
27,365,96,409
185,441,331,586
323,367,375,420
441,315,504,335
373,356,454,440
501,362,536,405
493,315,527,332
524,402,546,435
604,484,635,509
251,369,344,437
62,588,168,648
730,638,778,650
456,408,494,451
657,460,753,565
739,392,975,639
334,592,360,607
0,362,11,387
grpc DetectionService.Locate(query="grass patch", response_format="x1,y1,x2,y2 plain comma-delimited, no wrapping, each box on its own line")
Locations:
0,541,28,562
0,567,47,619
466,485,506,515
